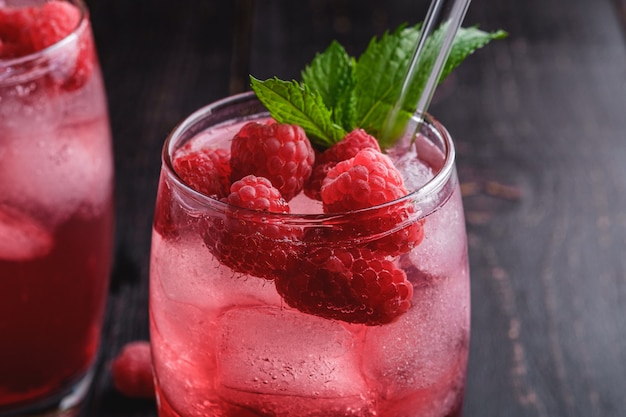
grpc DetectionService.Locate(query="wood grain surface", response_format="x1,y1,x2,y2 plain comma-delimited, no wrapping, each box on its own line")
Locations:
79,0,626,415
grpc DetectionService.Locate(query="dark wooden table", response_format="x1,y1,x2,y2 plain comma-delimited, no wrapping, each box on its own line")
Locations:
80,0,626,415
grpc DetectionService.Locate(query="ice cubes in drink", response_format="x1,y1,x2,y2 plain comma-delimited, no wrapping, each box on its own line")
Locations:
151,232,282,312
361,271,469,398
215,306,372,416
409,186,467,278
0,119,112,228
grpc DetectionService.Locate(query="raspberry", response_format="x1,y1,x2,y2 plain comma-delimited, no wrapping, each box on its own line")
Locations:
224,175,289,212
319,148,425,256
208,148,232,190
0,1,93,90
367,209,425,255
155,147,230,238
304,160,331,201
0,8,35,58
230,121,315,201
29,1,81,51
173,147,231,198
276,247,413,325
111,341,155,399
321,148,407,212
202,175,301,280
305,129,380,200
326,129,381,161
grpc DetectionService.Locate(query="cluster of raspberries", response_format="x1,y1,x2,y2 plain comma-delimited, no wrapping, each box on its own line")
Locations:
159,119,425,325
0,1,94,91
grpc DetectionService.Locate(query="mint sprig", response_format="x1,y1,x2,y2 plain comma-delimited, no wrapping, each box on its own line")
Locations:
301,40,356,132
251,23,506,149
352,25,422,141
250,77,346,147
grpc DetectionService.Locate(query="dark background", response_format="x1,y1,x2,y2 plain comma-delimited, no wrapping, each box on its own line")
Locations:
81,0,626,416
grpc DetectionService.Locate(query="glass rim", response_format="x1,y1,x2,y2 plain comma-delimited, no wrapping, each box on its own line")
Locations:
0,0,88,67
162,91,457,221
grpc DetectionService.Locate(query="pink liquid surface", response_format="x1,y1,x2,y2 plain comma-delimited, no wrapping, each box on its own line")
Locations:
150,118,470,417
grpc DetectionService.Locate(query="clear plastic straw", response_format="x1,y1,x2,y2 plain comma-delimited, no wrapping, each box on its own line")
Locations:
381,0,472,143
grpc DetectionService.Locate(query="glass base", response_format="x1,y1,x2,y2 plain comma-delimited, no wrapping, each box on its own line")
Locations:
0,366,94,417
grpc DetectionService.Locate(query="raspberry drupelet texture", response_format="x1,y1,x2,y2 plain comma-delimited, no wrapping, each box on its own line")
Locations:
319,147,425,256
224,175,289,213
324,129,381,162
230,121,315,201
0,1,94,90
202,175,301,281
28,1,81,52
276,246,413,325
321,148,407,212
305,128,381,200
173,147,231,198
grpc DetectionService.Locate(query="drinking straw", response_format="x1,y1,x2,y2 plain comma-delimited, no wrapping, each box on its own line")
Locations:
381,0,472,143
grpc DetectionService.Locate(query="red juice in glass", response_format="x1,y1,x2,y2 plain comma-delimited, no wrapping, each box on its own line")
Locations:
150,92,470,417
0,0,114,414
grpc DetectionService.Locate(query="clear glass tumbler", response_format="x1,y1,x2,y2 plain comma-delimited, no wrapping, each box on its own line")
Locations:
150,92,470,417
0,0,114,415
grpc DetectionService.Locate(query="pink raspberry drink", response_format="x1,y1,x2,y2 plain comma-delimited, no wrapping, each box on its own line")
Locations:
0,0,114,415
149,23,506,417
150,92,470,417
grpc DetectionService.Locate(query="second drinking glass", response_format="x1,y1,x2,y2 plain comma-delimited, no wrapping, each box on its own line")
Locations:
0,0,114,415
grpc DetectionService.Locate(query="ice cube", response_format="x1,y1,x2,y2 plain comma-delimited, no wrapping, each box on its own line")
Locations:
150,232,282,313
151,323,220,417
215,306,373,416
0,119,112,228
391,149,435,193
0,204,53,261
150,295,288,417
409,185,467,278
361,274,469,413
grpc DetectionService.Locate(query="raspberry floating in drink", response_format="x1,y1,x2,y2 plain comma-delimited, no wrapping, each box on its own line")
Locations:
0,0,95,90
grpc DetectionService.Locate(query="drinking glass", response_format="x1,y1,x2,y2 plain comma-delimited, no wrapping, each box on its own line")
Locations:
0,0,114,415
150,92,470,417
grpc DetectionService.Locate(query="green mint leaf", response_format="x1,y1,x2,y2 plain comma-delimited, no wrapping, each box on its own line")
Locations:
374,23,453,146
353,24,423,140
250,23,505,150
250,76,346,147
354,24,506,146
301,41,357,131
439,26,508,82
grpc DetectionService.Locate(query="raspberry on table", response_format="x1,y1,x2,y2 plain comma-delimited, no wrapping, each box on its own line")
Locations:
202,175,301,281
275,246,413,325
230,121,315,201
305,128,381,200
111,341,155,399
